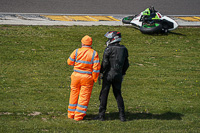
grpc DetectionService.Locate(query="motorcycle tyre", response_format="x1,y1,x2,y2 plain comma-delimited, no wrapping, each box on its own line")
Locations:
122,16,135,24
140,23,162,34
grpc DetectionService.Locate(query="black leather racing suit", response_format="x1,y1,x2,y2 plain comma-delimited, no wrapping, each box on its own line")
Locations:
99,42,129,116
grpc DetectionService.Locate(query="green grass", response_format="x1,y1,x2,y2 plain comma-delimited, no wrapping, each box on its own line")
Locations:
0,25,199,133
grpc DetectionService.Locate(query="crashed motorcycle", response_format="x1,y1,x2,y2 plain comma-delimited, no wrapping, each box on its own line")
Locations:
122,7,178,34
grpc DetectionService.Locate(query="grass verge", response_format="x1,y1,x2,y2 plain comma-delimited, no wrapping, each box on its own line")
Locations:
0,25,199,132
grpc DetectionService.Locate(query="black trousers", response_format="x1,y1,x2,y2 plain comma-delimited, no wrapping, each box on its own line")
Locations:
99,75,125,115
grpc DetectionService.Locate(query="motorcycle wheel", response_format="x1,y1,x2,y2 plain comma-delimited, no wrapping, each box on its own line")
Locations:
140,23,162,34
122,16,135,24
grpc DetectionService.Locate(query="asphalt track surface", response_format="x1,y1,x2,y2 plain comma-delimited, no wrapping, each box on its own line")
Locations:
0,0,200,15
0,0,200,26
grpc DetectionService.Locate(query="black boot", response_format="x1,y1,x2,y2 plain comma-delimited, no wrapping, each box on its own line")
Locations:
93,106,106,121
93,114,105,121
119,107,126,122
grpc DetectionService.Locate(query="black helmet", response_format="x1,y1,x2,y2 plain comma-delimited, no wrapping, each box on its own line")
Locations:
104,31,121,46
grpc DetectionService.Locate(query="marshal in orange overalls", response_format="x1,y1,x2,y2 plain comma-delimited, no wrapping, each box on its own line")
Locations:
67,35,100,121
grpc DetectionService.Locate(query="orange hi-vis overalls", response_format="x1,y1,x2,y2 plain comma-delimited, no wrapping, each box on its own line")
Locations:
67,46,100,121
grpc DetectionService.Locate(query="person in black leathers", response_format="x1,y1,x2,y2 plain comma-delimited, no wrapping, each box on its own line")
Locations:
94,31,129,122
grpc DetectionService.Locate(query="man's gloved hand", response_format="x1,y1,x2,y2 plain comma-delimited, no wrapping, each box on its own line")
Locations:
98,73,103,85
100,73,103,79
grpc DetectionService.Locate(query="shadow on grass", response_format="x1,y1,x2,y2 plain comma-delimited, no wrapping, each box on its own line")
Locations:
167,31,186,36
126,26,186,36
143,31,186,36
86,111,184,121
125,111,184,120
